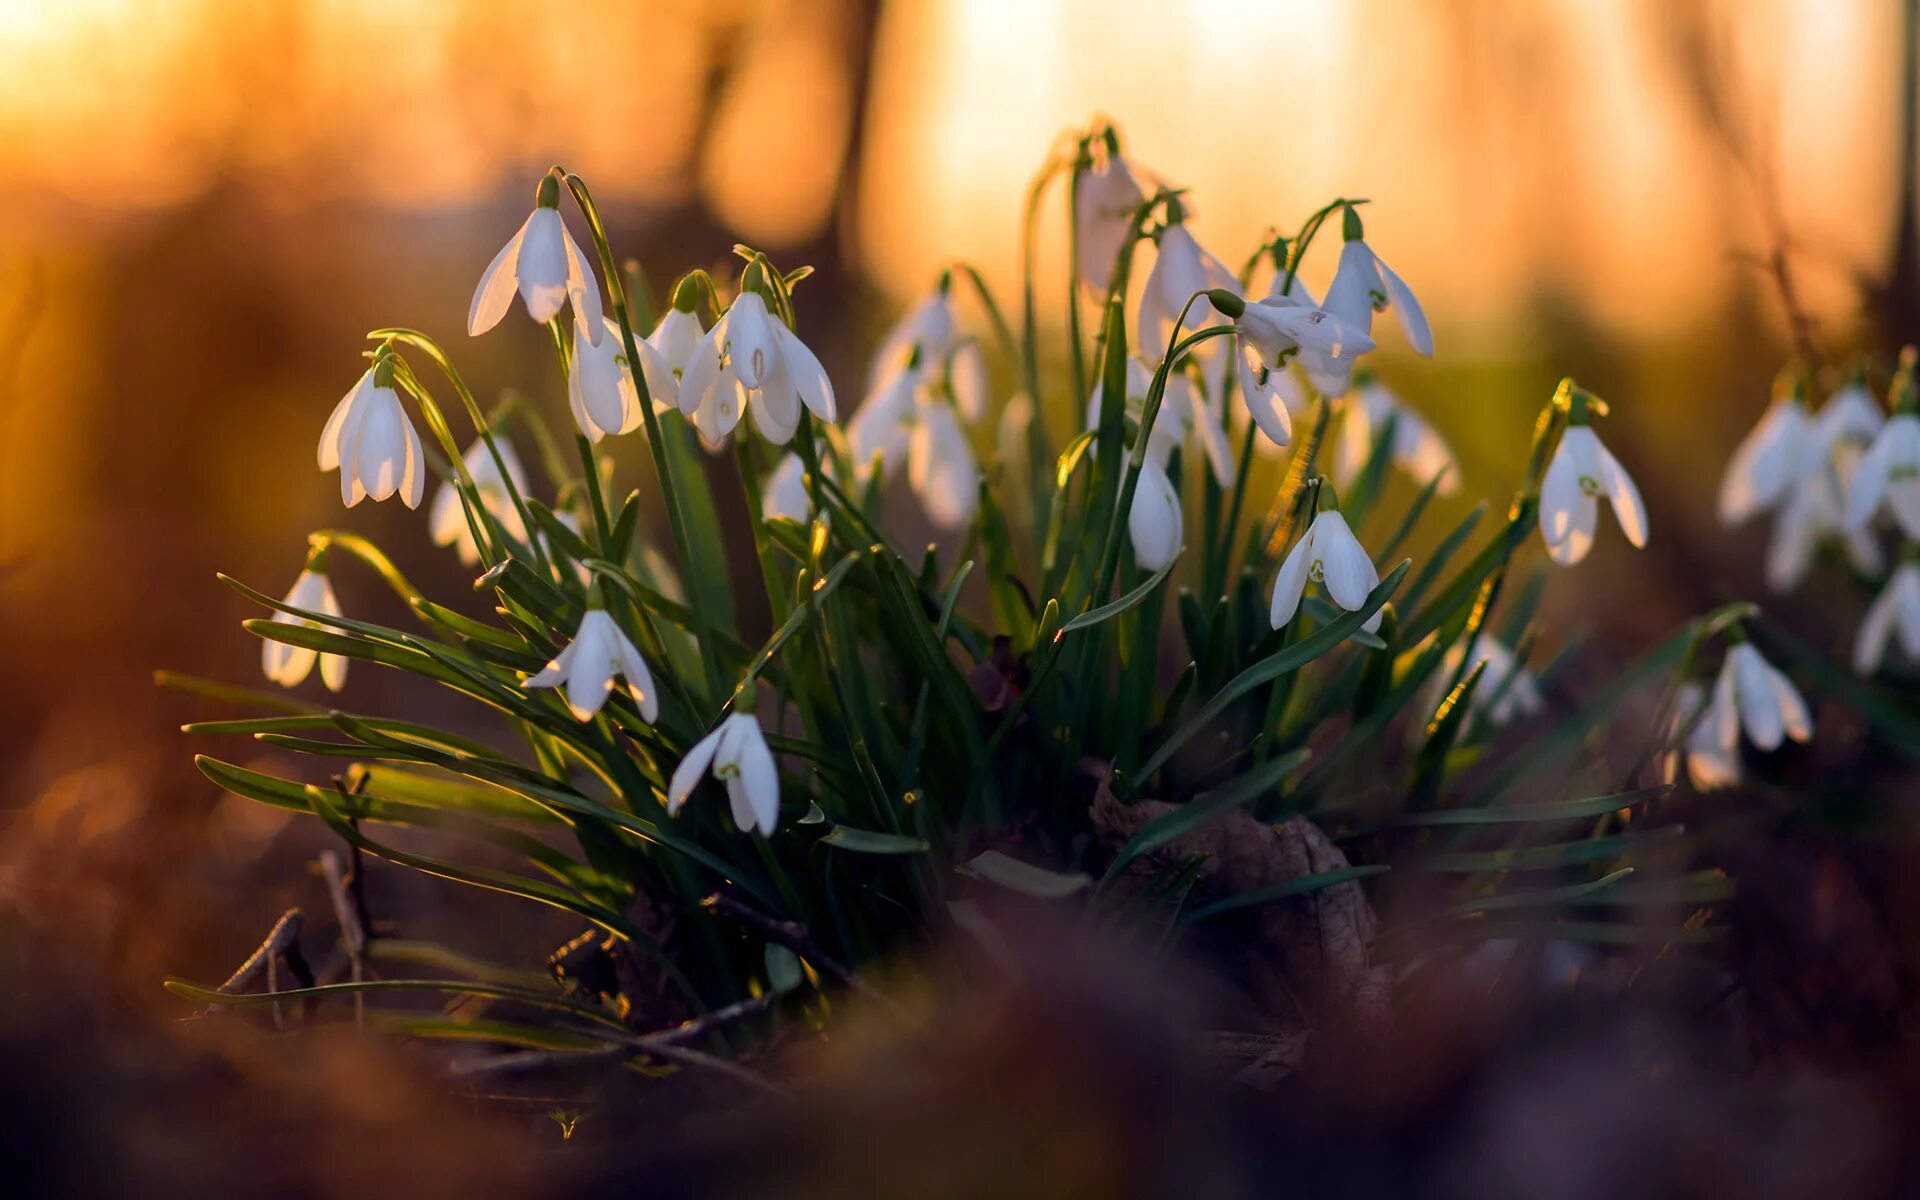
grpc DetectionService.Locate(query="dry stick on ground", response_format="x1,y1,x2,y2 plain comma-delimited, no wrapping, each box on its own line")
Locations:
316,850,370,1031
448,990,791,1095
210,908,317,1027
700,891,906,1017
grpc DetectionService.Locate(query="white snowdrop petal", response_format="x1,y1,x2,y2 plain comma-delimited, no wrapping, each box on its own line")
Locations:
728,294,778,390
667,727,725,816
1374,252,1432,356
777,324,837,422
1318,515,1377,612
1269,527,1314,629
1855,577,1902,674
1598,441,1648,548
468,216,530,337
561,225,604,342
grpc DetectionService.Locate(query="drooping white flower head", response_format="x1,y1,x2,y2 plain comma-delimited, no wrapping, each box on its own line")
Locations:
1230,298,1375,448
1270,500,1382,634
1087,355,1233,488
430,436,531,565
1766,457,1884,592
1074,139,1149,292
570,316,675,443
1846,413,1920,537
1428,636,1543,730
524,607,658,723
1538,418,1647,566
1334,372,1459,497
263,566,347,692
763,453,812,524
1666,681,1741,792
647,301,709,394
1813,378,1884,458
1712,641,1812,753
668,710,781,837
868,281,990,425
1854,561,1920,675
468,176,603,342
679,284,836,448
848,371,918,486
1320,207,1433,359
1127,454,1184,571
1718,382,1812,525
1137,219,1239,352
318,360,426,509
908,393,979,530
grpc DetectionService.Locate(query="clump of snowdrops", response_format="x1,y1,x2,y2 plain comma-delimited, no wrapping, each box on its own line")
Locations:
164,119,1916,1076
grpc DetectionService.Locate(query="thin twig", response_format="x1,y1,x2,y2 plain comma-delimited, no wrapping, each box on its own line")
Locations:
701,892,904,1016
317,851,369,1031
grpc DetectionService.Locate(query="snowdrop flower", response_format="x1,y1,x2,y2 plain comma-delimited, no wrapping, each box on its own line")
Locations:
668,709,780,838
1854,561,1920,675
318,358,425,509
1813,377,1884,458
1718,377,1812,525
524,607,658,723
1127,455,1184,571
1334,371,1459,497
1087,356,1233,487
468,174,603,341
678,282,836,447
1845,411,1920,539
908,394,979,529
569,316,674,443
645,288,710,408
1538,402,1647,566
1270,490,1383,634
848,372,917,484
1321,205,1433,358
1428,636,1543,729
1073,138,1148,292
1712,641,1812,753
1665,681,1740,792
763,453,812,524
869,280,988,424
430,436,531,565
1216,289,1374,449
1766,461,1883,591
263,565,347,692
1137,216,1238,352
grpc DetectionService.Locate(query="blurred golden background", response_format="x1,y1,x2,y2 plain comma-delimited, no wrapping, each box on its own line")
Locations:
0,0,1911,995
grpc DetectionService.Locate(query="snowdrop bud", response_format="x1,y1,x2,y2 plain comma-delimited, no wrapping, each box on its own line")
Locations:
1853,560,1920,675
1814,372,1885,457
667,711,781,837
1712,639,1812,753
318,356,426,509
763,453,812,524
430,436,531,565
524,607,658,723
468,174,603,341
1126,454,1183,571
1074,146,1148,292
1538,419,1647,566
1270,494,1383,634
263,561,347,692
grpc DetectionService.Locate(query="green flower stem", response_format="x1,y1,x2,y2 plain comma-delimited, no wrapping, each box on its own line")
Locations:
559,173,713,654
372,328,551,575
385,354,508,570
1066,141,1091,406
1087,315,1236,611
